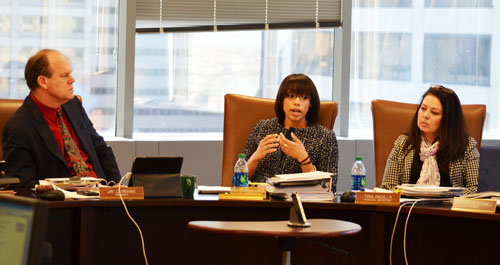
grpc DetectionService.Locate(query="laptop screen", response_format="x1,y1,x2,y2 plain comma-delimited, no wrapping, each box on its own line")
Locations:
0,195,48,265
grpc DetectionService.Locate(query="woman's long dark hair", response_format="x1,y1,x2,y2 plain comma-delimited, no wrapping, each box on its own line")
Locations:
274,73,320,126
404,85,469,173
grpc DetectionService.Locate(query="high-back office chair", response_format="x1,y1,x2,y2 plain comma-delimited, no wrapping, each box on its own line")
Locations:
371,99,486,187
0,98,24,160
221,94,338,186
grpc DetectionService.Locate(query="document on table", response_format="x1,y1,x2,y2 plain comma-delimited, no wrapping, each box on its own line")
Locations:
396,184,466,197
39,179,100,199
269,171,334,184
197,185,231,194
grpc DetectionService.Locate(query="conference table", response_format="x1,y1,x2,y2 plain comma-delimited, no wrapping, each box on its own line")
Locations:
45,195,499,265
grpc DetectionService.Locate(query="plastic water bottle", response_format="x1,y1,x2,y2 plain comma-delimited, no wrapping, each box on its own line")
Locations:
351,156,366,191
233,153,248,187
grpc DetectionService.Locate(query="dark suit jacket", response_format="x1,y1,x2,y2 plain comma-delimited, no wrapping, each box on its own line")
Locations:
2,95,121,188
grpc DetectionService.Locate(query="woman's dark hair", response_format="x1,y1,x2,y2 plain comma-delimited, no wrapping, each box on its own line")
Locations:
405,85,469,172
274,73,320,126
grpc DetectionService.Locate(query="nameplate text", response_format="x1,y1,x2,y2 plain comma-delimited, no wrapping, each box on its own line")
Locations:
355,192,400,205
99,186,144,200
452,197,496,214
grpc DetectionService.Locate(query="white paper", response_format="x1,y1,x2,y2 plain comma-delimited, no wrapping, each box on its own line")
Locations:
197,185,231,194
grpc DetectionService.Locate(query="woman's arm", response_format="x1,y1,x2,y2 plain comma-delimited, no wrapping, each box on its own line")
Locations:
247,134,279,178
244,120,279,179
279,132,315,172
380,135,408,191
311,130,338,175
462,137,479,195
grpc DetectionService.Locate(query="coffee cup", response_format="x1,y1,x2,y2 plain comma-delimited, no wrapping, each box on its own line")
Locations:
181,175,196,199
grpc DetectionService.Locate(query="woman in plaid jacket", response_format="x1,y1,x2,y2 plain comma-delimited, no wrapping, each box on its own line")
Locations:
380,85,479,195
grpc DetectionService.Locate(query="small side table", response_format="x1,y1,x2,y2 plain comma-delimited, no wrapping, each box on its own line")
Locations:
188,219,362,265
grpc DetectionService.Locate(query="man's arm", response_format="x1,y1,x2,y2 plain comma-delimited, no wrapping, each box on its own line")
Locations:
77,99,121,183
2,125,40,188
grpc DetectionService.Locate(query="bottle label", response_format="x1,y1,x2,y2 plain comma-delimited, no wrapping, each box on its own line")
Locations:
233,172,248,187
351,175,366,191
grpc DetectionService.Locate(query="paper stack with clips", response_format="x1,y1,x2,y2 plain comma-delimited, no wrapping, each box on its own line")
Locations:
266,171,335,202
396,184,466,198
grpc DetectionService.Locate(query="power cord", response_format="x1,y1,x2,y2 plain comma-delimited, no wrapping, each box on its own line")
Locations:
390,201,412,265
307,238,349,255
403,199,424,265
390,198,449,265
118,174,149,265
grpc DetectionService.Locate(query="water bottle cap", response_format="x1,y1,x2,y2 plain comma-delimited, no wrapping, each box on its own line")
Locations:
355,156,363,161
238,153,246,158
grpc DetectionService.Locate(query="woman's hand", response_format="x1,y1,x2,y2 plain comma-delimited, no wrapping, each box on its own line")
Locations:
279,132,308,162
247,134,279,178
253,134,280,161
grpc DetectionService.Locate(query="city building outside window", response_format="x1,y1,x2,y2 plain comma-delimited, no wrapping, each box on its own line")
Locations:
0,0,118,136
350,0,500,137
133,29,335,136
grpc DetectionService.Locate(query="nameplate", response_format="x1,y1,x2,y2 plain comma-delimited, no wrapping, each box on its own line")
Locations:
0,190,15,195
451,197,496,214
218,193,265,201
355,192,400,206
99,186,144,200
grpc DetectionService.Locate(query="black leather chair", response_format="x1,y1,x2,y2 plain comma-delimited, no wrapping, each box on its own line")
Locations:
478,146,500,192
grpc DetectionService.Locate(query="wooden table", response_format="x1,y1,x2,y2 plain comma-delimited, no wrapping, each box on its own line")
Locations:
43,198,500,265
188,219,362,265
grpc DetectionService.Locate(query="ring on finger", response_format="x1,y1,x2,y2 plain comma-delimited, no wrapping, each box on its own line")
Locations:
284,143,288,147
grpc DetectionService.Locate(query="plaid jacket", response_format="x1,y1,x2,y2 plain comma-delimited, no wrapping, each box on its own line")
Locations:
380,134,479,195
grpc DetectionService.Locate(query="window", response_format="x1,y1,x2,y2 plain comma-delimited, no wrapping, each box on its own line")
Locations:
134,29,335,134
352,32,412,81
357,0,413,8
0,0,118,136
350,1,500,136
423,34,491,86
425,0,492,8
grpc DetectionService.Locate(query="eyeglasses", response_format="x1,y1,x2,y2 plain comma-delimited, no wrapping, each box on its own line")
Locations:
285,93,310,100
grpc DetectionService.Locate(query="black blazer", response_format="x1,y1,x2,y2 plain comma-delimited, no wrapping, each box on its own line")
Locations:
2,95,121,188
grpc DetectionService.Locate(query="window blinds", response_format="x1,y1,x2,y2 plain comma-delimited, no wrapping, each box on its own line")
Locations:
136,0,343,32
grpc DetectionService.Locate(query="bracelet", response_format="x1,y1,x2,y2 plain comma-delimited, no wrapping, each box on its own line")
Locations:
298,156,310,164
300,160,312,166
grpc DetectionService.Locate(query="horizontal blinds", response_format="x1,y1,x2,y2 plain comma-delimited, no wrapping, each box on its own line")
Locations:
136,0,343,32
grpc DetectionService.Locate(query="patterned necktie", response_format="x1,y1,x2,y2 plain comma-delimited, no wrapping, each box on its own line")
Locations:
56,109,92,178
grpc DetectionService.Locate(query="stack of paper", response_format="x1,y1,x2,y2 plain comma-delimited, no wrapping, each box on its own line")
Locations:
39,178,101,199
396,184,466,198
267,171,335,202
197,185,231,194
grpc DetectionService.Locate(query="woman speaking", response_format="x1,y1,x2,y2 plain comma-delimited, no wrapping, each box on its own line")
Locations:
244,73,338,183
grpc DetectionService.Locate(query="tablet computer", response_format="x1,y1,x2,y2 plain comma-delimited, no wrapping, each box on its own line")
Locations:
131,156,183,174
129,157,184,198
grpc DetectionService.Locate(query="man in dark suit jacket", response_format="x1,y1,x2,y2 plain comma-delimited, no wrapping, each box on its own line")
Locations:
2,49,121,189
